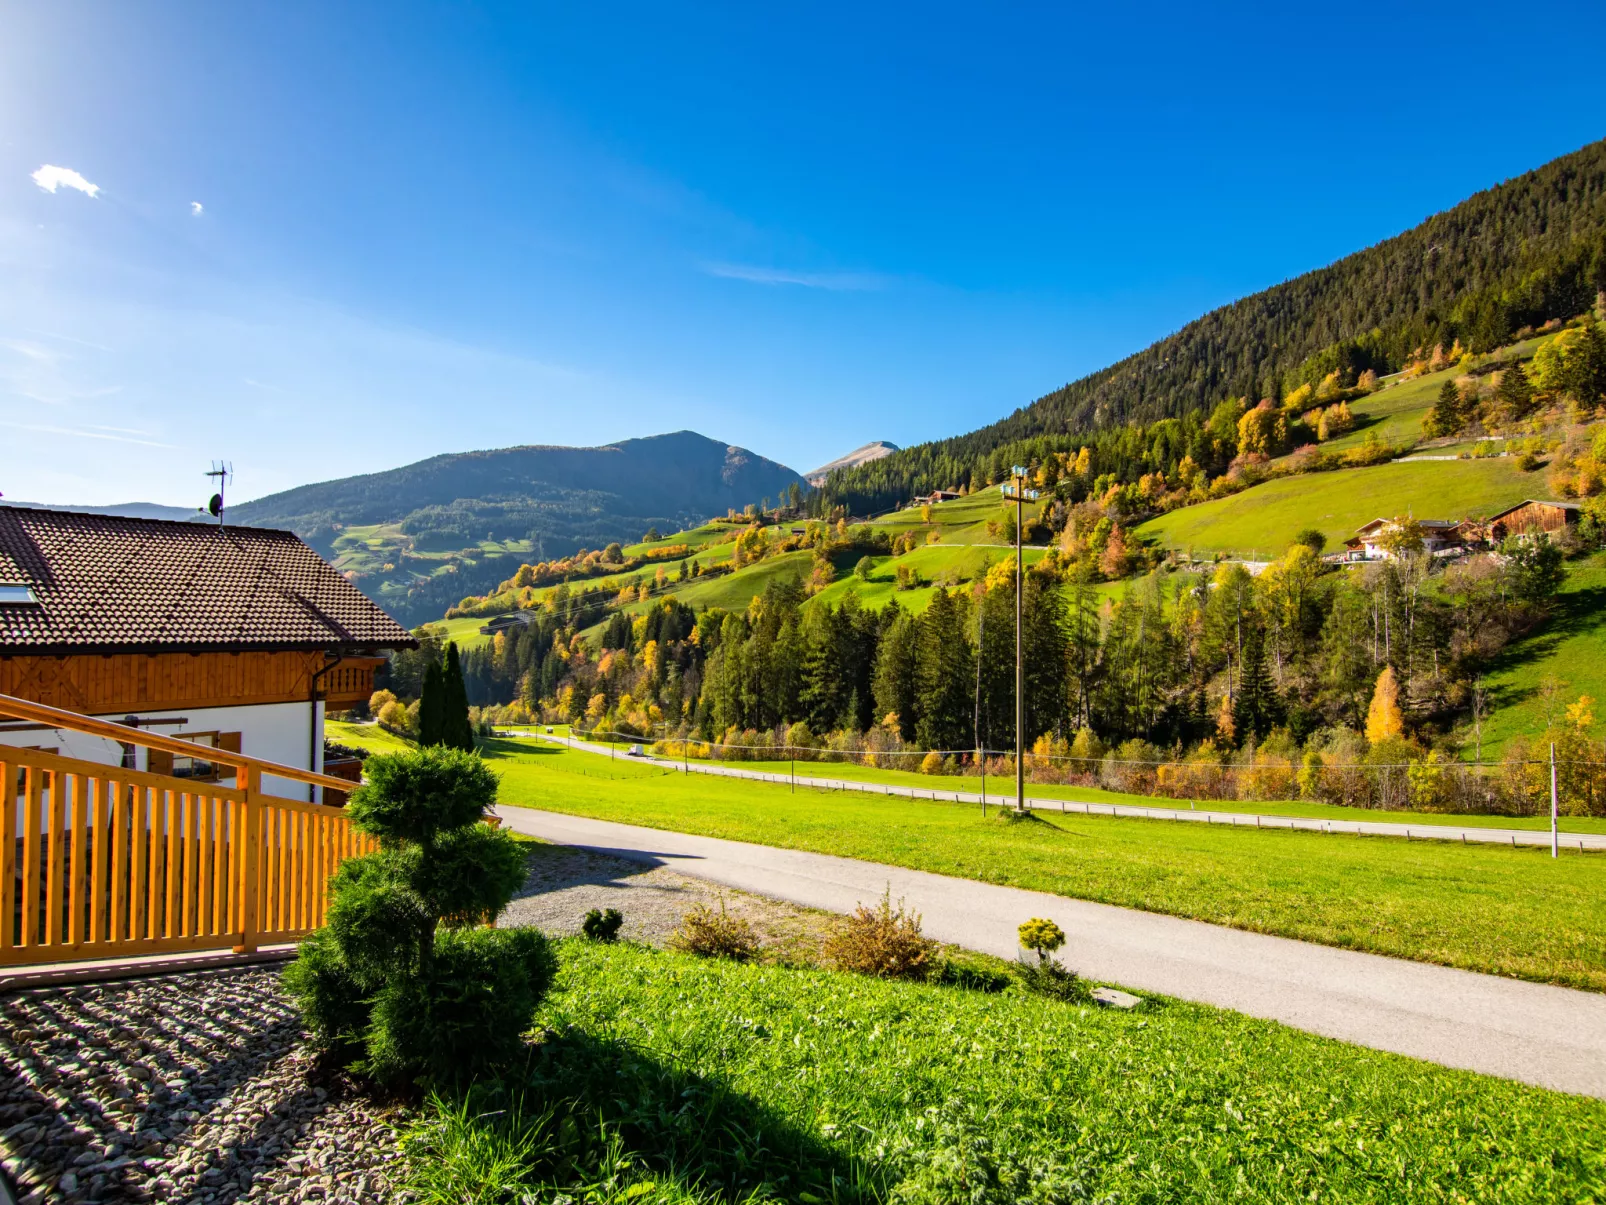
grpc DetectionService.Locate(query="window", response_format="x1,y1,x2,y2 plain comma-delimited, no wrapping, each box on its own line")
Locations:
0,584,39,605
147,731,242,782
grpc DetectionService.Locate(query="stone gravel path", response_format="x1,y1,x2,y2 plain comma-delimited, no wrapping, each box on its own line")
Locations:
502,842,832,960
0,967,407,1205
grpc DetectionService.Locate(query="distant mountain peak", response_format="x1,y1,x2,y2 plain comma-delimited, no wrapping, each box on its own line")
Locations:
806,441,899,486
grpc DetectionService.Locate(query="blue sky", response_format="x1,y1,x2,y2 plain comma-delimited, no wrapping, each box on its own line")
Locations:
2,3,1603,507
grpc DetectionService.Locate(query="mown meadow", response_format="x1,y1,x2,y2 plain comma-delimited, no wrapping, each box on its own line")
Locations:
402,939,1606,1204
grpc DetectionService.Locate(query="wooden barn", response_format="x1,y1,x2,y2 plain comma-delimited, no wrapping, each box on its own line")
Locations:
0,506,415,801
1485,499,1580,541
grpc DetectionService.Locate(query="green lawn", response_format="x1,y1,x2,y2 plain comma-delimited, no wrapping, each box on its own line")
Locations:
327,720,417,755
486,740,1606,991
1478,556,1606,758
404,940,1606,1204
1136,457,1549,557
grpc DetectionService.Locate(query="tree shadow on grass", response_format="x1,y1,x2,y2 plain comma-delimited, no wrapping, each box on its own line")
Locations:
437,1029,877,1204
1481,585,1606,713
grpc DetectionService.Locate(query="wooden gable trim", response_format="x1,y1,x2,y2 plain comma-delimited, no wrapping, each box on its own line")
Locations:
0,651,383,714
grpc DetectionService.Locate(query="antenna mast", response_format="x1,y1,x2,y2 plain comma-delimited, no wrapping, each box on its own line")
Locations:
203,461,233,527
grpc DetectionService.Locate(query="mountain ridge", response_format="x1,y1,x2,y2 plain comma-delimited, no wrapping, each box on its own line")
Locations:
224,429,805,627
818,136,1606,512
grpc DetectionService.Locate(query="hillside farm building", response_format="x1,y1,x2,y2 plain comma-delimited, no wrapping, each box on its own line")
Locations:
912,490,961,506
1485,499,1580,541
1343,518,1467,561
0,506,414,801
479,611,539,637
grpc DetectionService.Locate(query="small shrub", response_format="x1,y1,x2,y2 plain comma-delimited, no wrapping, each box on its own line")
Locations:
1015,959,1092,1004
1017,918,1065,963
581,908,623,942
1014,916,1089,1002
824,891,937,980
933,957,1012,994
919,751,944,775
670,900,758,961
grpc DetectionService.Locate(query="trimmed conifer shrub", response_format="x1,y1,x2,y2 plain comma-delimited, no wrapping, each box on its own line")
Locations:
284,745,551,1088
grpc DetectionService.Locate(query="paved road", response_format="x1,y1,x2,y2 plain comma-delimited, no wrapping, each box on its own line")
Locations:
529,732,1606,851
495,805,1606,1098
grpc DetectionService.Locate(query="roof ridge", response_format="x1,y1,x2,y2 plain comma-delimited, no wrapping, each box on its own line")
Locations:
0,506,413,653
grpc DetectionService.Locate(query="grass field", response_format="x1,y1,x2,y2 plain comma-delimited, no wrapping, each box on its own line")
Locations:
1136,457,1549,557
1297,369,1446,458
404,940,1606,1204
419,613,497,650
1478,556,1606,758
477,738,1606,991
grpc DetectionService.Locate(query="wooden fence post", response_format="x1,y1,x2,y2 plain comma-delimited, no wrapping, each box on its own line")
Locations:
235,766,261,954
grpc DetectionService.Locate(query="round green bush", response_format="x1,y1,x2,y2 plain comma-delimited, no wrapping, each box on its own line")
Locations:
285,746,547,1089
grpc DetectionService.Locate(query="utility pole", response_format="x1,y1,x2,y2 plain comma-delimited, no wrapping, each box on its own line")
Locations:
1002,467,1039,813
1550,742,1559,859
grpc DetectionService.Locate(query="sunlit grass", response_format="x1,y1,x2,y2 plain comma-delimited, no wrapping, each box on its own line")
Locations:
488,741,1606,990
403,940,1606,1203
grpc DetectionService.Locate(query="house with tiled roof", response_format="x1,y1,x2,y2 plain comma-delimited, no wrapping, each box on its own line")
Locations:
0,506,415,800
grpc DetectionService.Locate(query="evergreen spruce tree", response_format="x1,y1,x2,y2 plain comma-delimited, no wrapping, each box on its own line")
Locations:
1496,362,1535,420
1022,576,1070,743
1232,625,1281,739
443,643,475,751
914,589,974,752
799,605,846,732
418,660,445,746
1423,379,1464,437
1570,321,1606,406
871,605,919,740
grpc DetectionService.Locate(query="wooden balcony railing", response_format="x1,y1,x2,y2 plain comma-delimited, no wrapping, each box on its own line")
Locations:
0,692,374,967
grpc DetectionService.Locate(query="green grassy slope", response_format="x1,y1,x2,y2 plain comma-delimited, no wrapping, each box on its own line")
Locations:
1477,555,1606,758
1136,458,1550,557
409,940,1606,1203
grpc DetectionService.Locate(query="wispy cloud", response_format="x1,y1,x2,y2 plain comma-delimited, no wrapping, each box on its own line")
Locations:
0,420,170,448
0,338,61,363
31,165,100,198
702,262,889,291
191,201,204,216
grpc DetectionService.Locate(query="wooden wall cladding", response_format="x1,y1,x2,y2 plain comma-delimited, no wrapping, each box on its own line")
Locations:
0,653,382,713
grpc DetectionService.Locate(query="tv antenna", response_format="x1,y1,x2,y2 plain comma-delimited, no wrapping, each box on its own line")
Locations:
202,461,233,526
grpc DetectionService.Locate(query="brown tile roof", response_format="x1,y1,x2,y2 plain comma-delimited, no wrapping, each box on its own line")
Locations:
0,506,417,654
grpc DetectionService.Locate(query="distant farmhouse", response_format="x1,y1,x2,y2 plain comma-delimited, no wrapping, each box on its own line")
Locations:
0,507,414,800
912,490,962,507
1340,500,1580,561
1344,518,1467,561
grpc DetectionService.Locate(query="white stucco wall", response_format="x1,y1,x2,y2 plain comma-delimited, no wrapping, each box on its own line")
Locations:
0,700,326,801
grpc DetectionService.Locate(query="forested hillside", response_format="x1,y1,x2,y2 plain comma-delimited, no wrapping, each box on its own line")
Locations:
229,431,805,626
822,138,1606,512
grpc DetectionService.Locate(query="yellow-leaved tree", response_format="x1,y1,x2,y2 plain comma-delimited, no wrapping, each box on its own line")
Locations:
1365,666,1404,743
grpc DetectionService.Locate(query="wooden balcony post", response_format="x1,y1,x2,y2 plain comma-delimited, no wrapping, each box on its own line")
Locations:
235,765,262,954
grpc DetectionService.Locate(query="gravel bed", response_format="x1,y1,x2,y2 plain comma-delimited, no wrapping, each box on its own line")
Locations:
0,966,407,1205
502,843,833,959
